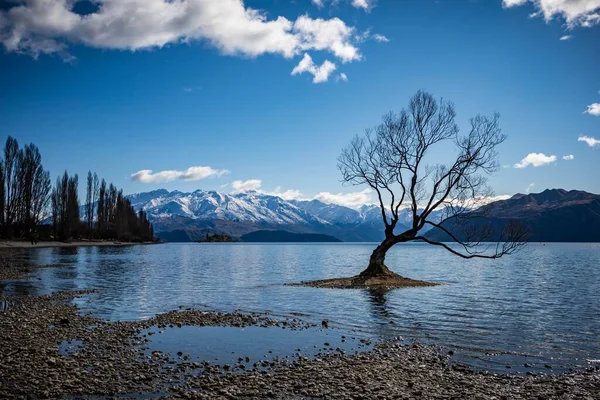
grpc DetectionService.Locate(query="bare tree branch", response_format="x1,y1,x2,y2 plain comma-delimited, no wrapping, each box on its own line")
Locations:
337,90,527,277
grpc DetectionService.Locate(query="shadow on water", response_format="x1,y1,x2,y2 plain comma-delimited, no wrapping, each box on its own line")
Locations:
363,286,426,344
365,287,391,319
0,279,40,297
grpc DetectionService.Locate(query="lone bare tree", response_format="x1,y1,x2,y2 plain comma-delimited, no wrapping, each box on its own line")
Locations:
338,90,527,282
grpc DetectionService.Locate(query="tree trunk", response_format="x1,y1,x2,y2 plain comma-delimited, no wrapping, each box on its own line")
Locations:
359,238,397,278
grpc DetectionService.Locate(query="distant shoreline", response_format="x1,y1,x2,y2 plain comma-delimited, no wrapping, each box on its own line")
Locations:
0,240,155,250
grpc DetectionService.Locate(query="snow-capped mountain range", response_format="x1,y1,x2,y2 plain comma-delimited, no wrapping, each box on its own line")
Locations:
126,188,600,243
126,189,423,241
127,189,327,225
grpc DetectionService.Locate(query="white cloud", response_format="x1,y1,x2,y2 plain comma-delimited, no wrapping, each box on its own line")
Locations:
560,34,573,40
267,187,305,201
230,179,305,200
483,195,512,203
465,195,512,208
351,0,372,10
231,179,262,192
514,153,557,168
503,0,528,7
526,183,535,194
227,181,379,208
312,0,375,10
562,154,575,160
291,53,336,83
131,166,229,183
354,29,389,44
336,72,348,82
502,0,600,28
0,0,362,66
314,189,372,208
354,29,371,43
584,103,600,116
578,135,600,147
293,16,360,62
372,34,389,42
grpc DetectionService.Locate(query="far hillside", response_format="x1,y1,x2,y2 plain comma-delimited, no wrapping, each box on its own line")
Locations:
128,188,600,243
426,189,600,243
240,230,342,243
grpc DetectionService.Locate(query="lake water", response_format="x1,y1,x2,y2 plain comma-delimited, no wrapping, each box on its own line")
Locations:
1,242,599,373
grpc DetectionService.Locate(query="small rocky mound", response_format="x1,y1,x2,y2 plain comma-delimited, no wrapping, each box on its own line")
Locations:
289,271,438,289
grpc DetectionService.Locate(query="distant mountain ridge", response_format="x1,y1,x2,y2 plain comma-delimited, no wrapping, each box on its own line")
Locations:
127,189,326,225
127,188,600,243
126,189,400,242
426,189,600,242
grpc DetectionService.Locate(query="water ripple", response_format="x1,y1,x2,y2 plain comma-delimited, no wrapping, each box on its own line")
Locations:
1,242,599,373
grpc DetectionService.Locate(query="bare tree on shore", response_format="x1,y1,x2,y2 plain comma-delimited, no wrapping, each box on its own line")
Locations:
3,137,19,231
0,137,51,238
92,172,99,237
51,171,79,241
0,136,153,242
338,90,527,280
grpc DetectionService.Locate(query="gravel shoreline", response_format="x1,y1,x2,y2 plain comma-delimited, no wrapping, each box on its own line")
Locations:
0,290,319,399
1,261,599,399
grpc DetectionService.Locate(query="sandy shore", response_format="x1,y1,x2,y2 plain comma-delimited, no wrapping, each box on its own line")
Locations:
0,240,152,249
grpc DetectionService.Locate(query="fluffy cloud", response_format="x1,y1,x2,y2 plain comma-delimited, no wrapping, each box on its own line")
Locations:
336,72,348,82
502,0,600,28
481,195,511,203
267,187,304,201
462,195,512,208
231,179,263,192
372,34,389,42
578,135,600,147
0,0,363,67
293,16,360,62
314,189,372,208
514,153,557,168
311,0,374,10
229,179,377,207
560,35,573,40
503,0,528,6
232,179,372,207
131,166,229,183
351,0,371,10
562,154,575,160
585,103,600,116
291,53,336,83
231,179,305,200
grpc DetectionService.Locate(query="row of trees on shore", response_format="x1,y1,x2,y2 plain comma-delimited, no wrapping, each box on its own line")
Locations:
0,136,153,242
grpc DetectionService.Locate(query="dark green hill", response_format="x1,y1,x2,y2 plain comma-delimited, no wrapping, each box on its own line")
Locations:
240,230,342,243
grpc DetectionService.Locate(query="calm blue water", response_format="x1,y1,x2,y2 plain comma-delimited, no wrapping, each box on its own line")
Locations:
1,242,599,373
138,325,373,372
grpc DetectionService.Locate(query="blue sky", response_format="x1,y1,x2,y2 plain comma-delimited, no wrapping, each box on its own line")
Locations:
1,0,599,207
